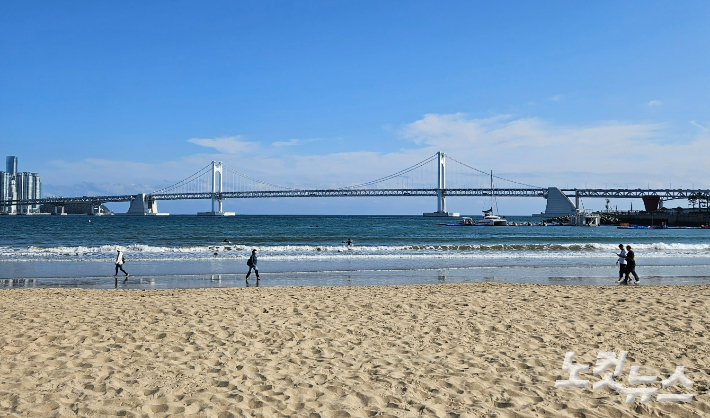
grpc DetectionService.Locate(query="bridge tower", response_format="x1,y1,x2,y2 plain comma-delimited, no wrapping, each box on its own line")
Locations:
198,161,235,216
423,152,459,217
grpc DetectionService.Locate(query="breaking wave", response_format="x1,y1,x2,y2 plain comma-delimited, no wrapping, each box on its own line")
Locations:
1,242,709,262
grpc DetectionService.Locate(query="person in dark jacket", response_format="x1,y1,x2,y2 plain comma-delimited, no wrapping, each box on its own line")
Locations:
246,249,260,282
623,245,639,283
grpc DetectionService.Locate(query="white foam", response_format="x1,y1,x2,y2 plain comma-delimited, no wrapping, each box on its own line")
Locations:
2,242,710,263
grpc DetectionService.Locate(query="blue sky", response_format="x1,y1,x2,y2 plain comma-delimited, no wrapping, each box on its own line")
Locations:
1,1,709,215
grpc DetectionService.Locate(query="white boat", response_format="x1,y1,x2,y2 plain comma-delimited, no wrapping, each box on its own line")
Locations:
476,171,507,226
437,217,476,226
457,217,476,226
477,209,507,226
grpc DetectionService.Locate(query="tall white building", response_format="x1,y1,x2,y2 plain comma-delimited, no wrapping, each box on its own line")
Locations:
1,156,41,214
0,172,11,213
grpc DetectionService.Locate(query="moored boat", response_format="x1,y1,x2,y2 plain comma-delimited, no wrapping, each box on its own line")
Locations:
477,209,507,226
438,217,477,226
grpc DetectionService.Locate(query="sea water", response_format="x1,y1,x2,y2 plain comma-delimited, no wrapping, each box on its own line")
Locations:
1,215,710,289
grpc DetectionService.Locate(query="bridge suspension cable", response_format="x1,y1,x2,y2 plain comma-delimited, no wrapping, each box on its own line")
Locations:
148,152,542,199
223,166,294,191
341,153,439,189
446,156,544,189
152,163,214,194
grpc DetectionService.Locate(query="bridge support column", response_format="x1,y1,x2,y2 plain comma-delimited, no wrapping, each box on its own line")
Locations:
199,161,235,216
423,152,459,217
53,204,66,215
533,187,577,218
90,203,102,216
125,194,169,216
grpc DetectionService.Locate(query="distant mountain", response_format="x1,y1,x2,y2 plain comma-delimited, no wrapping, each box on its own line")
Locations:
42,182,156,197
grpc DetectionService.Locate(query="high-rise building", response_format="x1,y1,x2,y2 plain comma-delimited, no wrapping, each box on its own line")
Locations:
0,157,41,214
16,172,42,213
0,171,10,212
6,156,18,176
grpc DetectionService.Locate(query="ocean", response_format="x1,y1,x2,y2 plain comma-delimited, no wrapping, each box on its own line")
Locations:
2,215,710,289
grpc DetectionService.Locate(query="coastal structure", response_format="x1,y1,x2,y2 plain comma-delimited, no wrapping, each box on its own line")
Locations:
0,156,41,214
533,187,577,218
124,193,169,216
566,209,601,226
615,208,710,227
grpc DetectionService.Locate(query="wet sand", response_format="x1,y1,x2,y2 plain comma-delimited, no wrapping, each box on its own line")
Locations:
0,283,708,417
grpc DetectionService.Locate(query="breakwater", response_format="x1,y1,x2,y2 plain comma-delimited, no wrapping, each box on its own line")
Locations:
616,210,710,227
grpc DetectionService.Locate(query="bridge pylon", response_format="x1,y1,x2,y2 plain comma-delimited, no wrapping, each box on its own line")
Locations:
423,152,459,217
198,161,235,216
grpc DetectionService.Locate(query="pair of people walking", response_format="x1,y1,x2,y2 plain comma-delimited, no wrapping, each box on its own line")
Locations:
615,244,639,284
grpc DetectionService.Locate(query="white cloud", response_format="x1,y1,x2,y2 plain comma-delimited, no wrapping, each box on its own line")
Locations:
187,136,258,154
399,113,710,189
273,139,300,147
550,94,563,102
691,120,707,131
648,100,662,106
272,138,319,147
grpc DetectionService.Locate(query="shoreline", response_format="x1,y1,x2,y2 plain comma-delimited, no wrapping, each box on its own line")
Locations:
1,283,707,417
3,266,710,290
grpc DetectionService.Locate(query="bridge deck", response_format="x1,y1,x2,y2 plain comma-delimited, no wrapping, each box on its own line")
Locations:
4,188,710,205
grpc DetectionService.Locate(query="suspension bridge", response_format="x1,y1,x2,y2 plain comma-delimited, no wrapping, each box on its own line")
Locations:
4,152,709,216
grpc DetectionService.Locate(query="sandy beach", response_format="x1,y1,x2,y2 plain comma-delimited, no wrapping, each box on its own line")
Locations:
0,283,708,417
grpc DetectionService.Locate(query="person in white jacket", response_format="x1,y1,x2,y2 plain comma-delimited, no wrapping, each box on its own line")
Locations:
615,244,627,284
115,249,129,277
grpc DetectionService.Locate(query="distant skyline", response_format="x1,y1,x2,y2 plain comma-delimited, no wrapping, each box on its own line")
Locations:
2,1,709,214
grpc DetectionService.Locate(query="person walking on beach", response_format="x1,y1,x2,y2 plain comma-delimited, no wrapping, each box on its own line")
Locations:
115,249,129,278
246,249,260,282
615,244,627,284
623,245,640,283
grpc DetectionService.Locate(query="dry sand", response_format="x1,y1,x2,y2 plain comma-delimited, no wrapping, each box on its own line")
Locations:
0,283,708,417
